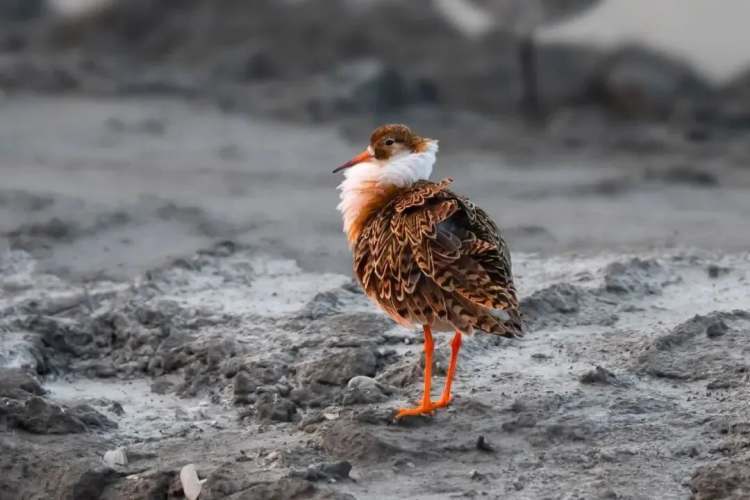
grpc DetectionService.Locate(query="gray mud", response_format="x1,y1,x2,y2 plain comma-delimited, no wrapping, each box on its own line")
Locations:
1,238,749,499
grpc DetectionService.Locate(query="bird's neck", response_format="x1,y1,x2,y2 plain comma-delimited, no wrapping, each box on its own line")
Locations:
338,180,401,246
337,144,438,246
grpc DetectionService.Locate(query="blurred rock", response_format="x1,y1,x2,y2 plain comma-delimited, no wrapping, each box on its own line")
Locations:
716,67,750,129
644,165,719,187
536,42,603,106
592,46,712,119
0,0,46,22
0,57,79,92
213,46,280,82
707,264,731,279
340,59,410,112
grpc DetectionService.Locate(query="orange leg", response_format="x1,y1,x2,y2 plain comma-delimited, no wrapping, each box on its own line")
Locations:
434,330,462,409
395,325,436,419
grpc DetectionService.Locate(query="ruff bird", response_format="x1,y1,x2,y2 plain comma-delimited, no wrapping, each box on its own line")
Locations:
334,124,523,419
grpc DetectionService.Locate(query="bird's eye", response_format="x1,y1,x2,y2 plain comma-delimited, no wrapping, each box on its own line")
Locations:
384,139,395,146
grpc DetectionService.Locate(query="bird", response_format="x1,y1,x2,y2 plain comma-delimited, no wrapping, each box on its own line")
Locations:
333,124,523,419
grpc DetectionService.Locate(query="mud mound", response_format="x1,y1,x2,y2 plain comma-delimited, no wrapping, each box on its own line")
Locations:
520,283,617,330
603,257,680,296
521,257,685,331
637,310,750,384
2,244,407,431
691,460,750,500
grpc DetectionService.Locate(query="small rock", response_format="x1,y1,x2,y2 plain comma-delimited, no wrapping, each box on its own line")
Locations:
103,447,128,468
392,458,416,471
579,366,619,386
291,461,352,482
109,401,125,416
707,264,731,279
341,376,391,405
298,348,377,386
470,470,485,481
530,353,552,361
256,393,297,423
476,435,495,453
233,371,255,404
180,464,202,500
93,362,117,378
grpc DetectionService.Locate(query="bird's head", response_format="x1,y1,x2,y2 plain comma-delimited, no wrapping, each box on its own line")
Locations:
333,124,438,187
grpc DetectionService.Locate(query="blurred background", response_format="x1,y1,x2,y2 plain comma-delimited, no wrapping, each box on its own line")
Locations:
2,0,750,281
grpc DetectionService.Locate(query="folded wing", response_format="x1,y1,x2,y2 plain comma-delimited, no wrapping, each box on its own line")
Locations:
354,178,523,336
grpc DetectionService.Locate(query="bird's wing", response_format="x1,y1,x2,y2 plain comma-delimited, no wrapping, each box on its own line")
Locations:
354,178,522,336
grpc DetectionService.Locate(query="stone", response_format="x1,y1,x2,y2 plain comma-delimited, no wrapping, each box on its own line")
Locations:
256,393,297,423
340,376,391,405
593,46,711,119
298,348,377,386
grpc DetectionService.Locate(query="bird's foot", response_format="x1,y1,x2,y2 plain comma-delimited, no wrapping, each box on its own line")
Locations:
432,396,453,410
394,403,436,420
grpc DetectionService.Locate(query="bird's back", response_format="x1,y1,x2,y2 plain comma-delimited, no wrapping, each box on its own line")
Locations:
353,178,523,336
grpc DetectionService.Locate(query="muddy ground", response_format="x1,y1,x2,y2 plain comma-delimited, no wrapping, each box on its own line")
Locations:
0,93,749,500
1,1,750,499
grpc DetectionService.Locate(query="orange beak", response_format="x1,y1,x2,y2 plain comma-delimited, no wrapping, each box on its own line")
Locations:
333,149,373,173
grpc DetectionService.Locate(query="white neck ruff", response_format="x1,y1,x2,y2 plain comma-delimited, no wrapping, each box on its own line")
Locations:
336,141,438,240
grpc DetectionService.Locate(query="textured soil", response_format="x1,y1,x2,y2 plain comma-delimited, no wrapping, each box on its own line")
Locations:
1,94,749,499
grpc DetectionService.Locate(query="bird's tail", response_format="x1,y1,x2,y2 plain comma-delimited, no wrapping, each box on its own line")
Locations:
504,307,525,337
482,306,525,338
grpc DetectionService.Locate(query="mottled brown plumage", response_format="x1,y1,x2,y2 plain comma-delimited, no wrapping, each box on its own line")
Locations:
335,124,522,419
353,178,523,337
